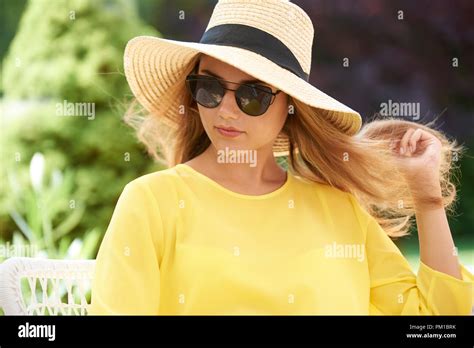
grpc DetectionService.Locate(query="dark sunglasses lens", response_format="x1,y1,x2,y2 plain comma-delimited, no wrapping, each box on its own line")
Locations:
235,85,273,116
187,76,223,108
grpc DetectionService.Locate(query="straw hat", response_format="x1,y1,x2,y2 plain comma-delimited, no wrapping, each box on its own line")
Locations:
124,0,362,157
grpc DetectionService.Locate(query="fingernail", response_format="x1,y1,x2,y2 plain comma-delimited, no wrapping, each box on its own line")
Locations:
400,147,405,155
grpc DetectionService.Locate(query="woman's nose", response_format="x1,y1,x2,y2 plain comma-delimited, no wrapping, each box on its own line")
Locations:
218,89,241,119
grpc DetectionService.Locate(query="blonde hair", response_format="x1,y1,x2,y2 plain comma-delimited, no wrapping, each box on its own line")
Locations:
284,98,462,237
125,61,462,238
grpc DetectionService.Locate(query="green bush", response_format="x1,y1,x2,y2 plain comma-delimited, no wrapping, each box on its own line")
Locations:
3,0,157,105
1,0,163,258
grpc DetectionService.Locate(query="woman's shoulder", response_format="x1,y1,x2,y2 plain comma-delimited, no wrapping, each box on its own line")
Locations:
113,167,185,228
120,166,183,206
291,172,368,225
128,165,182,187
291,172,352,201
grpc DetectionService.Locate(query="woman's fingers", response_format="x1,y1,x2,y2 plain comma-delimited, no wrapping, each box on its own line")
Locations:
399,128,416,155
408,128,423,154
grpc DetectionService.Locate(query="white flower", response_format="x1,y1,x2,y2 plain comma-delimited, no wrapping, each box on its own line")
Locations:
29,152,45,193
66,238,83,259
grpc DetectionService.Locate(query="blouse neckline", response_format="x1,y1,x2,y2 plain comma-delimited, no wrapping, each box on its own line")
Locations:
176,163,292,200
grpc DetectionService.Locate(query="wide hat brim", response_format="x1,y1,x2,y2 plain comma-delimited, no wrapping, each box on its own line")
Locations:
124,36,362,157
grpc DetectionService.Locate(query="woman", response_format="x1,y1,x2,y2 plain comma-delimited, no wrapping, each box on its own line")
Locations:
89,0,473,315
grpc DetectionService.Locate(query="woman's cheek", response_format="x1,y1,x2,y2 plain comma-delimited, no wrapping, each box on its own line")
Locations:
197,106,215,133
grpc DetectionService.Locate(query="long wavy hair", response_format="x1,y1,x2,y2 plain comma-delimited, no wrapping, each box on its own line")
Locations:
124,57,462,238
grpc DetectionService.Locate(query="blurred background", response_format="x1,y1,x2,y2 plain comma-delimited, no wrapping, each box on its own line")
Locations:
1,0,473,284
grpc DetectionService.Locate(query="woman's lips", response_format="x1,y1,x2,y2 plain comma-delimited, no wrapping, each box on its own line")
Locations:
215,126,245,138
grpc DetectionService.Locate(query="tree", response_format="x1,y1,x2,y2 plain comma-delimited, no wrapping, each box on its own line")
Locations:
1,0,162,256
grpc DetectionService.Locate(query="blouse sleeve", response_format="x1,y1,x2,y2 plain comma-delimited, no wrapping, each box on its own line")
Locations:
88,180,163,315
365,216,474,315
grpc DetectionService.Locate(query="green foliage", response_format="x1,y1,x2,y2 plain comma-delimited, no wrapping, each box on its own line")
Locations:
0,0,27,94
2,151,102,260
276,155,289,171
3,0,157,105
0,0,163,258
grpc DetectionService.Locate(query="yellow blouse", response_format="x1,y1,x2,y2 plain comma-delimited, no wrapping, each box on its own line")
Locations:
89,164,473,315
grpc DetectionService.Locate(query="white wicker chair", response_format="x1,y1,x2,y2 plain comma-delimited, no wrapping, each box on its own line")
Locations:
0,257,95,315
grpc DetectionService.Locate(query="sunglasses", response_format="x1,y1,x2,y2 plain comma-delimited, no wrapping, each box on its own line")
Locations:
185,74,281,116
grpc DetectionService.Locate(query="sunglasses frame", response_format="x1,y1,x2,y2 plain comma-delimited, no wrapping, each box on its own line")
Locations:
185,74,282,116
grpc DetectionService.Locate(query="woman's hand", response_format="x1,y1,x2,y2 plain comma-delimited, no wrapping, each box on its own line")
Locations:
392,128,442,182
391,129,462,280
390,128,443,207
